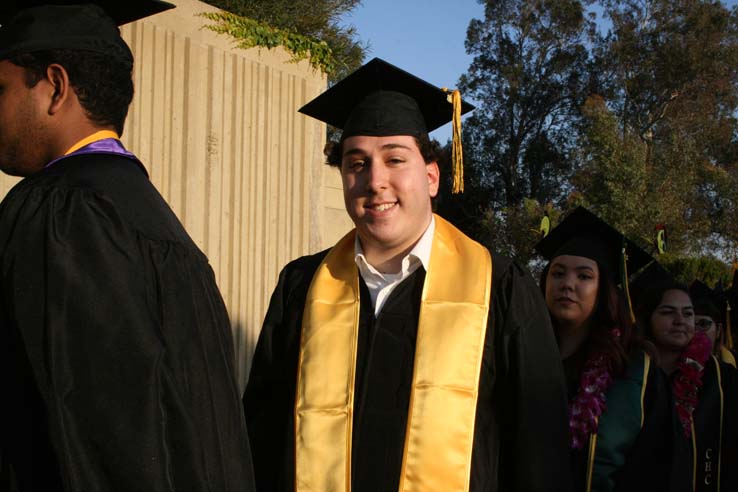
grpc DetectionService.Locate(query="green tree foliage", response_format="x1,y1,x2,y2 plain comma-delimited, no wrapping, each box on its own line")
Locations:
577,0,738,260
660,253,732,287
449,0,738,269
437,0,593,259
203,0,366,81
458,0,592,208
201,12,336,73
571,94,699,255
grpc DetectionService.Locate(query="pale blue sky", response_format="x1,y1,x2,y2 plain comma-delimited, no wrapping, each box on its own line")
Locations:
343,0,738,143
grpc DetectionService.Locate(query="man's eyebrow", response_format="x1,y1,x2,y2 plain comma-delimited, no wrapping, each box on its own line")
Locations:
342,147,367,157
342,142,414,156
380,143,413,151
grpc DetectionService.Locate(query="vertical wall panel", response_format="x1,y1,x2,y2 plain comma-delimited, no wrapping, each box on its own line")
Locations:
118,0,331,388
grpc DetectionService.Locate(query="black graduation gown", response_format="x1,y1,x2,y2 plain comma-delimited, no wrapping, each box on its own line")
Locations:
244,249,572,492
692,358,738,492
0,153,255,492
563,349,674,492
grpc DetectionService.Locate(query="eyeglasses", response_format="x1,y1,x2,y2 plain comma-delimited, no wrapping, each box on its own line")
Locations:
695,319,714,331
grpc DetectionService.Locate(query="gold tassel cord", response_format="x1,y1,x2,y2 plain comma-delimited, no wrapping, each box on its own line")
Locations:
622,246,636,323
726,302,734,350
443,88,464,194
729,263,736,350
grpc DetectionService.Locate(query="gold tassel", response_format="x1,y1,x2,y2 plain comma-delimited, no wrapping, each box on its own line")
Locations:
622,245,636,323
729,265,736,350
443,88,464,194
726,301,734,350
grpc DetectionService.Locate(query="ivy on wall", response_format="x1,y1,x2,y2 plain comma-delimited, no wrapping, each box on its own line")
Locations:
200,12,336,74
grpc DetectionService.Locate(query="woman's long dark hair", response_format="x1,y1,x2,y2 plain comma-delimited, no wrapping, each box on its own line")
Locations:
540,260,639,376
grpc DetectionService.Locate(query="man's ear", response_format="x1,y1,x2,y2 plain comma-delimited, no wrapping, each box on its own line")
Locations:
44,63,72,115
427,161,440,198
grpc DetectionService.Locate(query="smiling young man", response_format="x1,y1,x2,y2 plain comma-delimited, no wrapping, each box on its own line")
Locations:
244,58,571,492
0,2,254,490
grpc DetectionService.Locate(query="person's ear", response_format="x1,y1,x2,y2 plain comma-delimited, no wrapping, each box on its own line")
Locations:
427,161,440,198
44,63,72,115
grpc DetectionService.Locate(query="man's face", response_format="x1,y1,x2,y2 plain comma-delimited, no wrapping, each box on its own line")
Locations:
0,60,49,176
341,134,439,256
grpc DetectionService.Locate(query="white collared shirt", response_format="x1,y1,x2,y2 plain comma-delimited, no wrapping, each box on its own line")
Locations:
354,216,435,316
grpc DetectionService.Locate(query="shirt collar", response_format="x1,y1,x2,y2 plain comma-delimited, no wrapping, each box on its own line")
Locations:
354,215,435,276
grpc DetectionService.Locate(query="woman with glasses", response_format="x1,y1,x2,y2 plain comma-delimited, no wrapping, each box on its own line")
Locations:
690,280,736,368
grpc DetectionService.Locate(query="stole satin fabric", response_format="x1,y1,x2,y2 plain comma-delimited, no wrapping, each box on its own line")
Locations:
295,214,492,492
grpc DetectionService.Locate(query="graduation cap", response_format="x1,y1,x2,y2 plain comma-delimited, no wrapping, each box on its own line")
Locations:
535,207,652,321
535,207,651,276
299,57,475,193
690,280,723,323
0,1,174,63
629,260,675,313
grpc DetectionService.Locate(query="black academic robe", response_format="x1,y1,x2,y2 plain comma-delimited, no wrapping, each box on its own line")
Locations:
668,356,738,492
0,153,255,492
244,248,571,492
564,349,674,492
692,357,738,492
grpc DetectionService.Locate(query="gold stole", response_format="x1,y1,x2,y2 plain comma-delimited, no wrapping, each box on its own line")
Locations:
295,214,492,492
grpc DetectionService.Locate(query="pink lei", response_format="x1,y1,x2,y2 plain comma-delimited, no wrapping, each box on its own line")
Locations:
672,331,712,438
568,329,620,450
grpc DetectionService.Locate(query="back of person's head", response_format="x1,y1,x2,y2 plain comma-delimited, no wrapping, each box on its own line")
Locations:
9,50,133,135
0,2,175,137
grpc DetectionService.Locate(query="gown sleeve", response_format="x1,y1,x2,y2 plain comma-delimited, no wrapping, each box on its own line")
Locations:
1,183,253,492
490,256,572,491
243,253,325,492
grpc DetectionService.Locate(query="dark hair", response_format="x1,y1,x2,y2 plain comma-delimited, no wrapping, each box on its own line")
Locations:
324,133,443,167
9,49,134,135
635,281,691,340
540,259,642,376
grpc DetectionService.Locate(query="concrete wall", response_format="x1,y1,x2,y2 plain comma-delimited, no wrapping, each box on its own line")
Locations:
0,0,354,388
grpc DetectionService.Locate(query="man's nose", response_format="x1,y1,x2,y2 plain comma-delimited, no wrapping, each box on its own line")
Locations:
366,162,389,192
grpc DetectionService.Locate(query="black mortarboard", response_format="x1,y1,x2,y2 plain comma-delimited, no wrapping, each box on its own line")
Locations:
0,1,174,63
299,57,475,192
690,280,723,322
629,260,675,311
299,57,474,136
535,207,651,276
